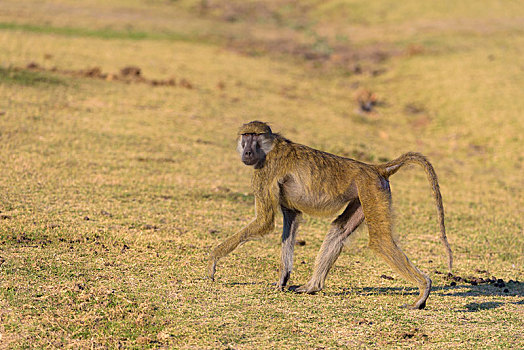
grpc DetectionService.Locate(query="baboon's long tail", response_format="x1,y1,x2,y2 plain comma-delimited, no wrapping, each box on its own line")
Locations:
376,152,453,272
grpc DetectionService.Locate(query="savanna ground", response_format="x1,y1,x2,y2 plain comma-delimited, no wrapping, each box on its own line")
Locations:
0,0,523,348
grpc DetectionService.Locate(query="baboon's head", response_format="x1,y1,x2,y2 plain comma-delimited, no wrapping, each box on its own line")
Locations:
237,121,275,167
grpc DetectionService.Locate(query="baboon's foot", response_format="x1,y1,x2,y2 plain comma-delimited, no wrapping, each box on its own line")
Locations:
294,283,322,294
399,276,431,309
400,299,427,310
274,273,291,291
274,282,285,291
400,284,430,310
207,258,217,281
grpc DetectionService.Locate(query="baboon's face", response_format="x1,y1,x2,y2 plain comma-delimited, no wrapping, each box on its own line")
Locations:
238,133,272,167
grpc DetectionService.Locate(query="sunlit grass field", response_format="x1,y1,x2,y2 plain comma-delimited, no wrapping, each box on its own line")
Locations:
0,0,522,348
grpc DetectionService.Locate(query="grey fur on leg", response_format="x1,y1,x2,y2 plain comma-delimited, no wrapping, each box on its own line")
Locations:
296,200,364,293
277,207,301,290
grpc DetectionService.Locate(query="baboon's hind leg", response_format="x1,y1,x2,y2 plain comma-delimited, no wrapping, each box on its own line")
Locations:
295,200,364,294
358,181,431,309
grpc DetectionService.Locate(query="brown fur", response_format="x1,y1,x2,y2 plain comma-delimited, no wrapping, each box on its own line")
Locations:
208,121,452,309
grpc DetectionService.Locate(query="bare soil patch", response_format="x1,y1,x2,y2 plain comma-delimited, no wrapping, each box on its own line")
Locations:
19,62,193,88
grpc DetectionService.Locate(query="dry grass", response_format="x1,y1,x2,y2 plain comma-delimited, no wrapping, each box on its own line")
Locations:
0,0,523,348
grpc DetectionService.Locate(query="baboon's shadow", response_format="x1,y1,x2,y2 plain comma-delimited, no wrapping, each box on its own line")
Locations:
294,282,523,312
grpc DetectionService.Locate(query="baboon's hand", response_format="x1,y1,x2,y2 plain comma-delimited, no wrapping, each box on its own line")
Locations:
207,257,217,281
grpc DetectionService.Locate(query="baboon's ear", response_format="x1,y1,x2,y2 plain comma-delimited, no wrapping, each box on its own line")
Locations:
236,135,244,155
258,133,275,155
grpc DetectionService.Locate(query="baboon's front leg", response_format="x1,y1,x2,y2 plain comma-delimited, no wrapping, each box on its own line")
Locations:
209,185,279,281
208,218,275,281
276,207,301,290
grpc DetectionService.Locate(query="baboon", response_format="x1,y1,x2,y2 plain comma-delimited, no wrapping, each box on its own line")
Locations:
208,121,453,309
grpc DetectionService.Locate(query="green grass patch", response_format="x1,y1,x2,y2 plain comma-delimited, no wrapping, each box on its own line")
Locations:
0,67,65,86
0,21,194,42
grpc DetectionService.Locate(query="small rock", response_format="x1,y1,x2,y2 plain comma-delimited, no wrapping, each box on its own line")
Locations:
355,88,378,112
120,66,141,77
179,79,193,89
157,331,171,341
494,279,505,288
136,336,151,344
353,318,372,325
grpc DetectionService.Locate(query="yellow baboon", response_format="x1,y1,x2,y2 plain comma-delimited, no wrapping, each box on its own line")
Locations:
208,121,452,309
